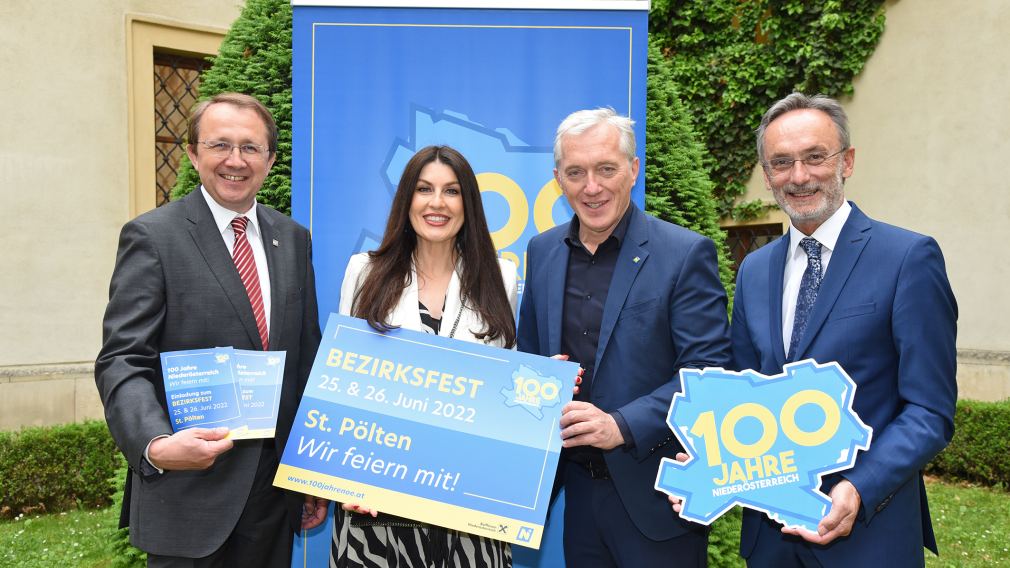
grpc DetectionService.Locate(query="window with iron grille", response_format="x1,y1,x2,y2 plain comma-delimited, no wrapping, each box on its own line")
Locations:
725,223,784,273
154,52,210,207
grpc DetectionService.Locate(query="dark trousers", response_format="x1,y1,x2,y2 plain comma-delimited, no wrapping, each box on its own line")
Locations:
148,443,293,568
745,515,822,568
562,463,707,567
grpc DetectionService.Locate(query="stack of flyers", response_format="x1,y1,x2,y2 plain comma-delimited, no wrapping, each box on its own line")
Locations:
160,347,286,439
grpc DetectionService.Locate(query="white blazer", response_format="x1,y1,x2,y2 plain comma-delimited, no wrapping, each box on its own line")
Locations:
338,252,518,348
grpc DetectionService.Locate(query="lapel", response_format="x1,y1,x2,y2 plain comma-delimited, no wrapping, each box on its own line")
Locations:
259,206,285,348
792,202,872,360
545,229,571,355
595,206,649,370
767,235,789,369
393,263,424,331
440,263,464,338
183,191,264,349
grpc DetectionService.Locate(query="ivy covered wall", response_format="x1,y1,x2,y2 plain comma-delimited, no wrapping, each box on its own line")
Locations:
649,0,886,220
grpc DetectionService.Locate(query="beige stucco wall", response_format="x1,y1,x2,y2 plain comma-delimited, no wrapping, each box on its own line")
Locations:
847,0,1010,354
741,0,1010,400
1,1,242,368
0,1,242,428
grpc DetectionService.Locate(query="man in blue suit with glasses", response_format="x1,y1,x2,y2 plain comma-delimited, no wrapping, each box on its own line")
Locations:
731,92,957,567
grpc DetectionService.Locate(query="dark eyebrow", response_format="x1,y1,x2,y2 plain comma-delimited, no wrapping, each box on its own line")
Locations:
772,144,829,157
416,177,459,186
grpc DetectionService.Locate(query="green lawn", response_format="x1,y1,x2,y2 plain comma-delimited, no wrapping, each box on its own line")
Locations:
925,477,1010,567
0,506,118,568
0,477,1005,567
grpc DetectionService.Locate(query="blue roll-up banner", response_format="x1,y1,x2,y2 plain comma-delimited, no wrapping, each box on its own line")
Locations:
290,2,648,566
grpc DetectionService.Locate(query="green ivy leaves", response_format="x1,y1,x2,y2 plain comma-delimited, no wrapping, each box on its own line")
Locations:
650,1,886,220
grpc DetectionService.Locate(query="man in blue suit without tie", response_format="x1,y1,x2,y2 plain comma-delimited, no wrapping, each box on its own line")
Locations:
731,93,957,566
518,108,732,566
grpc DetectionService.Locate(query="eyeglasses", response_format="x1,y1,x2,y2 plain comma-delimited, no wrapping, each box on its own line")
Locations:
764,147,847,175
198,140,270,160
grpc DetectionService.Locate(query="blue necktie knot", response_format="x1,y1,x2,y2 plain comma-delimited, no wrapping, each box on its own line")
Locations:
800,237,822,264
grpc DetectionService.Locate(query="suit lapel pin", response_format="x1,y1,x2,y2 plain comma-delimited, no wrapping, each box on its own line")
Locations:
272,239,279,247
632,256,641,263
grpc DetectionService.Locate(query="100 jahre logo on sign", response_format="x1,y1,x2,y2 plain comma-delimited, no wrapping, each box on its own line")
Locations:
656,360,873,532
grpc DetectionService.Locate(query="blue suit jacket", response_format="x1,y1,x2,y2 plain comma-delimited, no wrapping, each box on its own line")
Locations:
518,204,731,541
732,203,957,565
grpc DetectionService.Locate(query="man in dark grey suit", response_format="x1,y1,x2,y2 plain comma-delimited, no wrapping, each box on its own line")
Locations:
96,92,326,567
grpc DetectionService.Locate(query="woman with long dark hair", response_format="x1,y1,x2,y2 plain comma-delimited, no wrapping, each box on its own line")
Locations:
331,145,516,568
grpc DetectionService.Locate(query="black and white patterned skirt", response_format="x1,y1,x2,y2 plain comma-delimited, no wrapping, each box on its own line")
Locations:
330,511,512,568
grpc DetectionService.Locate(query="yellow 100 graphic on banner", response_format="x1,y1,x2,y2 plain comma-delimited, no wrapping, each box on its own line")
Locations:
512,375,561,406
476,173,565,281
690,390,841,486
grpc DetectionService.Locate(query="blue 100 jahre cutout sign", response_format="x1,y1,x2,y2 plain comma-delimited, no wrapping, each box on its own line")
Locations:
655,360,873,532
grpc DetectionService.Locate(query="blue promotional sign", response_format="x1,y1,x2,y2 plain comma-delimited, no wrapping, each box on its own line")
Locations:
655,360,874,532
292,2,648,315
275,314,579,548
290,2,648,564
160,348,287,439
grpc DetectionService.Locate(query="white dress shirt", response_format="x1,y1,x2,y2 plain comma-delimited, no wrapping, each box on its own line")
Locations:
781,200,852,354
201,186,272,334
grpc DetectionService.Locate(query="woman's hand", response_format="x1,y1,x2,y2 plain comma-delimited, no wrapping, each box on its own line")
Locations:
550,354,584,395
341,503,379,517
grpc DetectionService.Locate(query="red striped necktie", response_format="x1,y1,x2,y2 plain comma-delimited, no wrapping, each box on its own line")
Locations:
231,216,269,350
